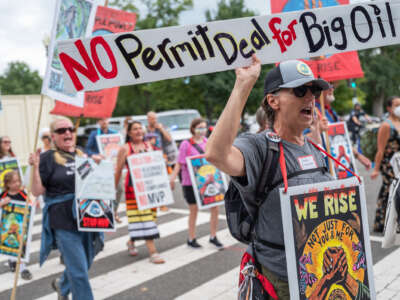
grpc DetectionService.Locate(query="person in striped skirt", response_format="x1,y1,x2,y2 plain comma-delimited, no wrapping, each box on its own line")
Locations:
114,121,165,264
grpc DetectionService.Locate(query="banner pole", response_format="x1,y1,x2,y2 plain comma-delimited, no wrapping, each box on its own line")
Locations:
10,94,45,300
319,93,335,177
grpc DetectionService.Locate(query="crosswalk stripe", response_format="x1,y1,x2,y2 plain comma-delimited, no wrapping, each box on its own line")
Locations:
35,228,235,300
373,245,400,293
175,267,238,300
0,211,215,293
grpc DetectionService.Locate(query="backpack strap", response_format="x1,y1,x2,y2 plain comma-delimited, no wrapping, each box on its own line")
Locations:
189,138,205,154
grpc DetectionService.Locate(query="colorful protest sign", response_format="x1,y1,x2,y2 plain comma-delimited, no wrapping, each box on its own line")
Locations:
270,0,364,81
0,200,35,262
58,0,399,93
127,150,174,210
96,133,123,166
0,158,23,192
42,0,98,106
280,177,375,299
75,157,116,232
186,154,227,210
327,122,358,179
51,5,137,117
382,178,400,248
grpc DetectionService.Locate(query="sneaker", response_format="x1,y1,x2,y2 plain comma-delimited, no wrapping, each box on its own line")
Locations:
209,236,224,249
51,278,69,300
187,238,202,249
8,260,16,272
21,269,33,280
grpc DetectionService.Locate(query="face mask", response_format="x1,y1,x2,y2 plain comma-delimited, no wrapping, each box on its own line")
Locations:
326,95,335,103
394,106,400,118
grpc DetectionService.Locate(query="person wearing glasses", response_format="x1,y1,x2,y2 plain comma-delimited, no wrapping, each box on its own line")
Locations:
0,136,15,159
29,117,103,300
169,118,223,249
206,57,333,299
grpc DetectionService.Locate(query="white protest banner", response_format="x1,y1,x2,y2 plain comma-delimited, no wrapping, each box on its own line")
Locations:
127,150,174,210
186,154,227,210
382,178,400,248
390,152,400,177
75,156,116,232
0,200,35,263
42,0,98,106
57,0,400,93
96,133,123,166
280,177,375,300
327,122,358,180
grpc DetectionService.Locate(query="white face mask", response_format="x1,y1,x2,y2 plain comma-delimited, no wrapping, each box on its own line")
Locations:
394,106,400,118
326,95,335,103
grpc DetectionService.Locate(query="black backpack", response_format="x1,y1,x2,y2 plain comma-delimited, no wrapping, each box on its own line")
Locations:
224,135,280,245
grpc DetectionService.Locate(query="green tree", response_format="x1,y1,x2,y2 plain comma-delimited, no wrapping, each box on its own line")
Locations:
0,62,42,95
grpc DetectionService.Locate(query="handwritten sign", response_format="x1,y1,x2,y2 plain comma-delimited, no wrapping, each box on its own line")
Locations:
280,177,375,299
96,133,123,167
58,0,400,93
75,157,116,232
186,154,227,210
127,150,174,210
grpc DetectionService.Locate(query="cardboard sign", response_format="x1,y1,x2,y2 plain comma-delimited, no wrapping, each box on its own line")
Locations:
75,157,116,232
186,154,227,210
0,200,35,262
51,5,137,117
58,0,399,93
0,158,23,192
327,122,358,179
96,133,123,166
280,177,375,300
127,150,174,210
42,0,98,106
270,0,364,81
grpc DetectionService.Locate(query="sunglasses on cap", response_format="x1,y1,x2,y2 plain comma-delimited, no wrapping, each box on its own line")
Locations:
54,127,75,134
292,85,322,98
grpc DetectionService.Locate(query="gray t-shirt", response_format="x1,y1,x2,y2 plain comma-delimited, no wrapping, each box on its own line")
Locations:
232,132,333,280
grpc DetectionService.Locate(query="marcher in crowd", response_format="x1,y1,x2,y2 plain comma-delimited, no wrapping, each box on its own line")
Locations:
29,116,103,300
146,111,172,149
0,136,15,159
371,96,400,232
0,171,33,280
347,103,371,145
114,121,165,264
85,118,117,156
170,118,223,249
315,82,340,123
206,56,334,299
40,128,52,153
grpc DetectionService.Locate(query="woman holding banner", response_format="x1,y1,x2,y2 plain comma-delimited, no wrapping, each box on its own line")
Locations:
169,118,223,249
29,116,103,300
114,120,165,264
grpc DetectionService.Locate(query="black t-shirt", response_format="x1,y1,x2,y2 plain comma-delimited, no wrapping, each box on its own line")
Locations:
1,190,27,203
39,150,77,231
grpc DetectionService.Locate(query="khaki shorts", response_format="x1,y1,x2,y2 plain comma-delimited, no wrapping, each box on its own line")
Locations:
261,265,290,300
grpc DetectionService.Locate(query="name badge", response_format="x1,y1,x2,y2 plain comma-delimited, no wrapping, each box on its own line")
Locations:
298,155,317,170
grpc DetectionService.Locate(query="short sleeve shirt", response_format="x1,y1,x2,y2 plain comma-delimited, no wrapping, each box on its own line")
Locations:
0,190,27,203
232,132,333,280
178,138,207,186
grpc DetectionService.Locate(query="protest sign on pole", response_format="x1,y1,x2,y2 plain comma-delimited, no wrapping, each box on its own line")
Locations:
57,0,399,93
327,122,358,179
186,154,227,210
382,178,400,248
41,0,98,106
75,156,116,232
0,158,23,192
127,150,174,210
280,177,375,299
96,133,123,166
51,5,137,117
0,200,35,262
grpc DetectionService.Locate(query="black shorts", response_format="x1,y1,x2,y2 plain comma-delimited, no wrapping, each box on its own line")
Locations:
182,185,197,205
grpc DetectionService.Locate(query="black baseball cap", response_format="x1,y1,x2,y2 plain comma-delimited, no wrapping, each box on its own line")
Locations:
264,60,329,96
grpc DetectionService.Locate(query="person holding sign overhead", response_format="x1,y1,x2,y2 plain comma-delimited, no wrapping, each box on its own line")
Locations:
114,120,165,264
206,56,335,299
29,117,103,300
169,118,223,249
85,118,117,156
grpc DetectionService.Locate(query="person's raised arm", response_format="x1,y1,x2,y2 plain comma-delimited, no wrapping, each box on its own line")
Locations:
28,150,45,196
205,55,261,177
157,123,172,143
371,122,391,179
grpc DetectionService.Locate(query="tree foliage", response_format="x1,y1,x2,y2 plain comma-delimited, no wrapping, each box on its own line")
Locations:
0,62,42,95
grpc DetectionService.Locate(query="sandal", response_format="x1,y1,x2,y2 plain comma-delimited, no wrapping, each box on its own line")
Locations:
126,241,138,256
149,253,165,264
